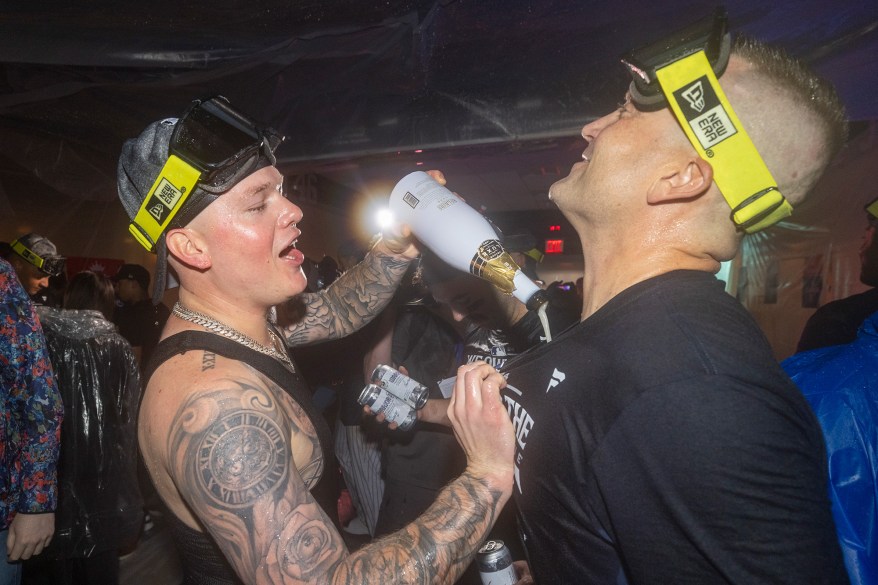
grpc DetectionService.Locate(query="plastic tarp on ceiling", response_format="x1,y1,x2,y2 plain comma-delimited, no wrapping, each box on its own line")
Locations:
1,0,876,204
1,0,877,358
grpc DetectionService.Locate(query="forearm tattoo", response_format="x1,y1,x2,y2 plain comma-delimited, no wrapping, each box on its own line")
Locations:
167,371,507,584
331,470,506,584
280,249,412,346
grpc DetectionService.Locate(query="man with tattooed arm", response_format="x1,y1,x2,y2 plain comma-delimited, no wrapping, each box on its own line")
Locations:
117,97,515,584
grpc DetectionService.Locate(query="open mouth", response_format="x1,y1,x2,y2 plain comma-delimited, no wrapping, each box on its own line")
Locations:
280,239,304,263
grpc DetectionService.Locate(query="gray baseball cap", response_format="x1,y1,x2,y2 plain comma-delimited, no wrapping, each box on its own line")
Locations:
10,232,65,276
117,104,279,304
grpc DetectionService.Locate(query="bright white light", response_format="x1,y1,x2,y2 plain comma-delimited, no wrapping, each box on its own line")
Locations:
375,208,394,230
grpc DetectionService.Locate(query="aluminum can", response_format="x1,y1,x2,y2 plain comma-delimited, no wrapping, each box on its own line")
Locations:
476,539,516,585
357,384,417,431
370,364,429,410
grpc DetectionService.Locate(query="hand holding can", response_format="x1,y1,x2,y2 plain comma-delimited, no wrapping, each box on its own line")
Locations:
371,364,429,410
477,540,517,585
358,384,417,431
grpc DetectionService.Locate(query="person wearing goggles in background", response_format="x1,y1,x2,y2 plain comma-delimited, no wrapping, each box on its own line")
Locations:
5,233,65,302
456,7,850,584
118,96,515,584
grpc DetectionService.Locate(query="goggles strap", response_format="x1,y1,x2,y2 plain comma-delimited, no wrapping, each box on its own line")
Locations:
11,239,47,271
655,50,792,233
128,155,201,252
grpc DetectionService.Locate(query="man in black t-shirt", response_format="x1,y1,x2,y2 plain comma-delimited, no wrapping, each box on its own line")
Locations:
111,263,171,526
796,197,878,352
462,17,851,585
112,263,170,369
389,252,577,584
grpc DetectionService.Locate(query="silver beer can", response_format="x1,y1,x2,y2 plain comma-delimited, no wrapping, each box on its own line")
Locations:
357,384,417,431
476,539,516,585
370,364,429,410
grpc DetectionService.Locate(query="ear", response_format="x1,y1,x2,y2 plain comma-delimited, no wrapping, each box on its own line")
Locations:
647,157,714,204
165,228,212,270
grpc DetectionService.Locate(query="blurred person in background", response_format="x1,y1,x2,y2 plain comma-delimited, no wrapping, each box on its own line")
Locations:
24,271,142,585
5,234,65,306
797,196,878,352
784,307,878,585
0,257,62,585
112,263,170,369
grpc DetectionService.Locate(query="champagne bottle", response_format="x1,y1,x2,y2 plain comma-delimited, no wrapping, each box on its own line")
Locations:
389,171,547,311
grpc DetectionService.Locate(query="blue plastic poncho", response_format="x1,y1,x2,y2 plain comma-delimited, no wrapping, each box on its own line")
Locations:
783,310,878,585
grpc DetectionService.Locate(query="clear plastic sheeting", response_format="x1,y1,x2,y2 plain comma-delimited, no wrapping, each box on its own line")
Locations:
0,0,876,207
34,306,143,559
1,1,877,358
729,125,878,359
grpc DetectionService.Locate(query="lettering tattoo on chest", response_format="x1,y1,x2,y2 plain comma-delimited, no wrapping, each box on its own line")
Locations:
201,351,216,371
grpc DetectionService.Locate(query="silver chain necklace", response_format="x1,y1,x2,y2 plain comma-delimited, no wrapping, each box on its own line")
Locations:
172,302,294,371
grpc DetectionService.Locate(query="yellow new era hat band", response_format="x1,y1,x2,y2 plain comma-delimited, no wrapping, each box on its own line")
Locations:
11,239,48,271
655,50,792,233
128,154,201,252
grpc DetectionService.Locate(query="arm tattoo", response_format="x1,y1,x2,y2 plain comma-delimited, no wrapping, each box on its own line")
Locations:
280,249,412,346
167,377,344,582
168,375,506,584
329,470,507,584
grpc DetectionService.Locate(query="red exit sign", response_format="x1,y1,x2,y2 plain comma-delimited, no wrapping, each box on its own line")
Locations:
545,239,564,254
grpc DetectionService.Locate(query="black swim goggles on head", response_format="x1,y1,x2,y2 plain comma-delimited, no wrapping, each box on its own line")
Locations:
128,96,284,252
621,7,731,112
620,7,792,233
10,239,65,277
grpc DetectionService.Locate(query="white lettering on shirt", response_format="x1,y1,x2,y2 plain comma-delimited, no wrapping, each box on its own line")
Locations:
503,384,532,494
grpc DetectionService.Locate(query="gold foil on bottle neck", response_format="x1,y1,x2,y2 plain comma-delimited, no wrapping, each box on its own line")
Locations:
469,239,519,294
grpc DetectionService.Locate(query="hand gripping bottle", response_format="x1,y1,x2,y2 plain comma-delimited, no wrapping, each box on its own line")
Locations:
389,171,547,311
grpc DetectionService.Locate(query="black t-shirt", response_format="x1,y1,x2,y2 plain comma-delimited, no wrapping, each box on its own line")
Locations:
379,303,577,499
464,301,578,368
796,287,878,352
291,318,382,426
501,270,846,584
381,305,465,490
114,299,170,367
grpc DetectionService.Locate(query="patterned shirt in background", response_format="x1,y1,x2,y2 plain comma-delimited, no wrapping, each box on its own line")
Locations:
0,257,62,530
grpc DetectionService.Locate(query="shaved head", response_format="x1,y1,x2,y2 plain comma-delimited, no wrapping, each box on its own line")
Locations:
726,36,847,206
547,33,848,277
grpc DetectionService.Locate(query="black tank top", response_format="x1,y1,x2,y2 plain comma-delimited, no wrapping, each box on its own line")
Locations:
144,331,336,585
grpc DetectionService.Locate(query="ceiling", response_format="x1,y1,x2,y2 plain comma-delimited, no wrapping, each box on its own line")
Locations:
1,0,877,242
